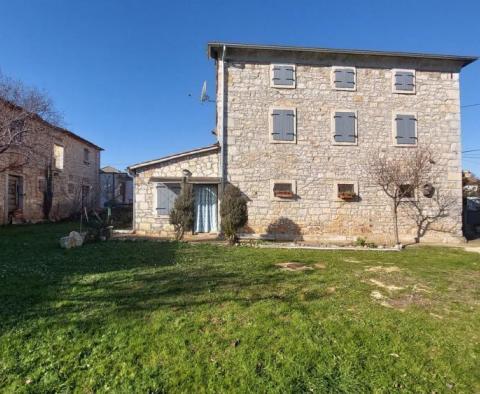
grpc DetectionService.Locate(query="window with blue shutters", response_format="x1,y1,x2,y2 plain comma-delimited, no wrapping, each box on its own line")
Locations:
393,69,416,93
270,108,296,143
332,67,356,90
333,111,357,144
395,114,417,145
270,64,296,88
156,183,181,215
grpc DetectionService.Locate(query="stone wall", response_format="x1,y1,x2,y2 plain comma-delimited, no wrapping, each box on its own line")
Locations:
133,149,219,236
0,119,101,224
219,53,464,244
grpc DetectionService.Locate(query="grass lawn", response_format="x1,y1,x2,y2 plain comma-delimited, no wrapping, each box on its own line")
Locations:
0,223,479,393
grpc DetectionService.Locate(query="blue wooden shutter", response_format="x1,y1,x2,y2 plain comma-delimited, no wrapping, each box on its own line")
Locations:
157,184,181,215
334,112,356,143
273,65,294,86
396,115,416,144
395,71,414,91
335,68,355,89
156,184,168,215
272,109,295,141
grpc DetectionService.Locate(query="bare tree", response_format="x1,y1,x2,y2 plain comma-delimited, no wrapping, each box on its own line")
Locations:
366,147,440,245
0,71,61,172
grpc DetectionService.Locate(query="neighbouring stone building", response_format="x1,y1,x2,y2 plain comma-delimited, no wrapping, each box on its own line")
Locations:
129,43,476,244
99,166,133,207
0,100,102,224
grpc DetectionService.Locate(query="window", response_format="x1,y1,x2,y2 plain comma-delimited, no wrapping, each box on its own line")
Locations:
333,111,357,144
270,64,296,88
10,119,25,144
156,183,181,215
333,181,358,201
68,183,75,195
270,108,296,143
392,69,415,93
394,113,417,146
84,148,90,164
271,180,296,200
399,184,415,199
332,67,356,90
53,144,64,170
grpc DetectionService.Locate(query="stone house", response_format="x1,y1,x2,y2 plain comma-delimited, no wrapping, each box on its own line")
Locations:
99,166,133,207
0,101,102,224
129,43,476,244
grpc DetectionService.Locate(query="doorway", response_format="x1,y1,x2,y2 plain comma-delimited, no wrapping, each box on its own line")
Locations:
194,185,218,233
7,175,23,217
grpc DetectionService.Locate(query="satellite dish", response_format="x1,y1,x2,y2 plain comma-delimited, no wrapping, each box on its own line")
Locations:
200,81,214,103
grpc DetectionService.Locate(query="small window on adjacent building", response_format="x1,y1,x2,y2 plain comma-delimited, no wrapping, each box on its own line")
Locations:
156,183,181,215
332,67,356,90
395,114,417,145
337,183,356,200
399,184,415,199
393,69,415,93
270,64,296,88
10,119,25,144
270,108,296,143
273,182,294,198
271,180,296,200
68,183,75,195
53,144,64,170
84,148,90,164
333,111,357,144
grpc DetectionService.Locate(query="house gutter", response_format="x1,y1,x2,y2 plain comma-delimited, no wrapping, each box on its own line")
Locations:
219,45,227,186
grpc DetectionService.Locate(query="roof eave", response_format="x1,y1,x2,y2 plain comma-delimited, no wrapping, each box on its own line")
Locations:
207,42,477,68
128,143,220,172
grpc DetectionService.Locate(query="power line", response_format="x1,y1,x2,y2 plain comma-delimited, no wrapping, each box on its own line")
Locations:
462,103,480,108
462,149,480,153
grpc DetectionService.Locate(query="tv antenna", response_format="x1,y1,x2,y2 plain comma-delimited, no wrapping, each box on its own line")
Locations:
200,81,215,103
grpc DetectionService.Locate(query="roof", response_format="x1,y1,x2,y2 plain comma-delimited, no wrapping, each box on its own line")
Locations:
128,143,220,171
208,42,477,68
0,97,103,151
101,166,122,173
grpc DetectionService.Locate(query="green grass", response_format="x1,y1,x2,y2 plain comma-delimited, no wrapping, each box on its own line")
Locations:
0,223,479,393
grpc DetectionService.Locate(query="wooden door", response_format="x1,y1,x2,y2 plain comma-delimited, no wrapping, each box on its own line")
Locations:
7,175,23,214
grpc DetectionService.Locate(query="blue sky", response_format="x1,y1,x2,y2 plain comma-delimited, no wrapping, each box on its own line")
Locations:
1,0,479,173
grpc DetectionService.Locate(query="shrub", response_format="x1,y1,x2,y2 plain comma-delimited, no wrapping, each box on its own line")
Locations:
83,209,113,242
220,184,248,244
169,183,194,240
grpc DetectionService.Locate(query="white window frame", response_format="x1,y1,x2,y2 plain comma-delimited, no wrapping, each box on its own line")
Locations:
333,180,359,202
392,68,416,94
53,144,64,170
392,111,418,147
331,109,358,146
331,66,357,91
269,107,297,144
270,179,297,201
270,64,296,89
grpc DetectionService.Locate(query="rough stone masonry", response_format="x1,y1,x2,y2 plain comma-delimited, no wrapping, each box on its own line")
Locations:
131,43,476,244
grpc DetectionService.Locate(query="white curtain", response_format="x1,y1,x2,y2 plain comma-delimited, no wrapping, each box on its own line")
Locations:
194,185,218,233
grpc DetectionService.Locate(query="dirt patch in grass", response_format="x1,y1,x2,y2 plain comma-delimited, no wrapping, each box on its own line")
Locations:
276,262,313,271
369,279,405,291
276,262,327,271
366,265,402,273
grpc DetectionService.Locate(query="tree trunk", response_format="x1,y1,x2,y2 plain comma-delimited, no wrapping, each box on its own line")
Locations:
392,201,400,245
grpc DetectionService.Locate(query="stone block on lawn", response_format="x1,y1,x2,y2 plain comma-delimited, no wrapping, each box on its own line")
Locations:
60,231,84,249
